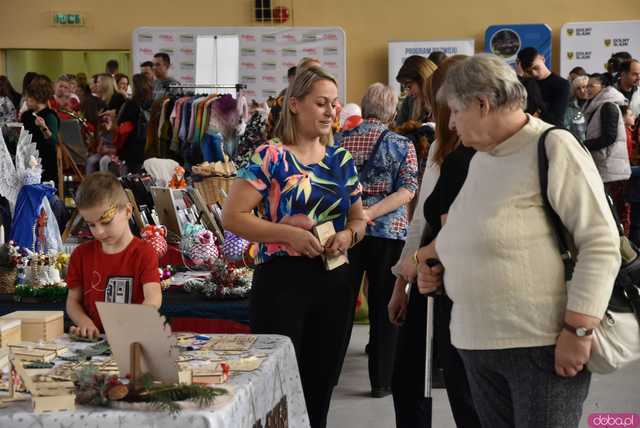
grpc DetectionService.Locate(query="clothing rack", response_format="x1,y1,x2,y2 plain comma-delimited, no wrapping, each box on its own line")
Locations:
168,83,247,95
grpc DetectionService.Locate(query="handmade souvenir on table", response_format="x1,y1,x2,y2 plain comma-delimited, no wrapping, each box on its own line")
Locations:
221,230,250,263
182,258,252,300
10,357,76,413
0,241,20,294
210,335,257,351
168,166,187,189
180,224,219,266
141,225,168,258
92,302,226,413
0,311,64,342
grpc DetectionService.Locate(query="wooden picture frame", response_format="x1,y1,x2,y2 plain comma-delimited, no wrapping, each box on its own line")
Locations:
96,302,180,384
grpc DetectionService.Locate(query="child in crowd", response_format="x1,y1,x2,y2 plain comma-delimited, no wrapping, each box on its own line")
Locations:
621,105,637,163
65,172,162,338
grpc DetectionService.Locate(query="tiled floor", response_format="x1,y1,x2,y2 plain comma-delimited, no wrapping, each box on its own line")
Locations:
328,325,640,428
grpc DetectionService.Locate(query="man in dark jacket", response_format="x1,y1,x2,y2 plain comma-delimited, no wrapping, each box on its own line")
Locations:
517,47,570,127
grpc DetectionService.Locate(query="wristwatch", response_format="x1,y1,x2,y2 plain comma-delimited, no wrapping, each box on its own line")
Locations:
562,322,594,337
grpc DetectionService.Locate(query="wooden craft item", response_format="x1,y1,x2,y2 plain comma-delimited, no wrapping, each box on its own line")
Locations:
0,311,64,342
9,342,67,356
211,335,257,351
11,348,57,363
0,319,21,347
96,302,180,384
191,365,228,385
11,358,76,412
312,222,348,270
188,187,224,242
225,356,263,372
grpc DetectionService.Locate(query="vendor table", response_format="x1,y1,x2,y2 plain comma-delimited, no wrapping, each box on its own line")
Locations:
0,289,250,333
0,335,310,428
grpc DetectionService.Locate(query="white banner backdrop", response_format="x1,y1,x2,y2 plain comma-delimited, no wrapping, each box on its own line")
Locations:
560,20,640,78
388,39,475,95
132,27,346,102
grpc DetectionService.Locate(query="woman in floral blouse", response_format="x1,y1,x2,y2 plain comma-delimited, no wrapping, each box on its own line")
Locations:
223,66,367,428
334,83,418,398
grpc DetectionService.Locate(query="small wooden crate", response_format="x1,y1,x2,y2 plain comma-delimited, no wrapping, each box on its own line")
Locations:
0,319,21,348
0,311,64,342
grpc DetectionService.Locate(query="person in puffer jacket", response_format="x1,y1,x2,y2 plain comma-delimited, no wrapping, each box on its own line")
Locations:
584,72,631,232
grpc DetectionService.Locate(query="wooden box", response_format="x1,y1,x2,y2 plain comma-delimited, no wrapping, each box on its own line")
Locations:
0,319,22,348
0,311,64,342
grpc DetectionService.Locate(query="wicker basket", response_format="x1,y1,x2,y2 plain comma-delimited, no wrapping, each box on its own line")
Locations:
194,176,235,206
0,269,17,294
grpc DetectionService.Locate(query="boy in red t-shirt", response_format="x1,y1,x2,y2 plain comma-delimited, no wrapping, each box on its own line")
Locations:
66,172,162,338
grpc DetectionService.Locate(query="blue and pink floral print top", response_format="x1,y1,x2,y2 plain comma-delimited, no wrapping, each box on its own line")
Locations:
238,139,361,264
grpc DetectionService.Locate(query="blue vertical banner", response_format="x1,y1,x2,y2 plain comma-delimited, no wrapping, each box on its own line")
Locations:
484,24,552,69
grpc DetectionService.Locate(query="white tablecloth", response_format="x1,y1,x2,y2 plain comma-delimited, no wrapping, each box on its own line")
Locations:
0,335,310,428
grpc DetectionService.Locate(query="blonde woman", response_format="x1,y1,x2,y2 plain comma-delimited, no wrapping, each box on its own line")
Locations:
223,66,367,428
96,73,126,115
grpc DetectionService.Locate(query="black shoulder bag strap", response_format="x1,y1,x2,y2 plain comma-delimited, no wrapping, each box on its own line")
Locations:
537,126,576,281
358,129,390,181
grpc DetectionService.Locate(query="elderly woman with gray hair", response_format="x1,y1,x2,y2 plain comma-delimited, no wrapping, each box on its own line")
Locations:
416,54,620,427
334,82,418,398
563,75,589,142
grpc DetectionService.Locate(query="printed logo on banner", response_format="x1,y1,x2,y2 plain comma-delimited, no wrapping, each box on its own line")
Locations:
139,48,154,55
180,75,195,83
302,33,318,42
159,34,175,43
576,51,592,60
323,61,339,70
605,39,612,47
180,62,195,71
261,48,277,56
241,48,257,56
282,48,298,57
613,38,631,47
567,52,575,59
302,48,318,56
179,34,195,44
138,34,153,43
241,34,257,42
159,48,175,54
323,47,339,56
180,48,194,55
280,33,297,43
322,33,338,41
567,28,574,36
244,89,257,97
262,75,277,83
281,61,296,68
261,34,277,43
576,28,592,36
261,61,277,70
241,62,257,70
262,89,278,98
489,29,521,59
241,75,257,84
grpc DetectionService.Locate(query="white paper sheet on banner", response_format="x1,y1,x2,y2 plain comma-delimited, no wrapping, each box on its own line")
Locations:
132,27,346,103
560,20,640,78
388,39,475,96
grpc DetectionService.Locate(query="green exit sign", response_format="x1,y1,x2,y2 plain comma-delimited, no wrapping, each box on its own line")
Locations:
52,12,85,26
